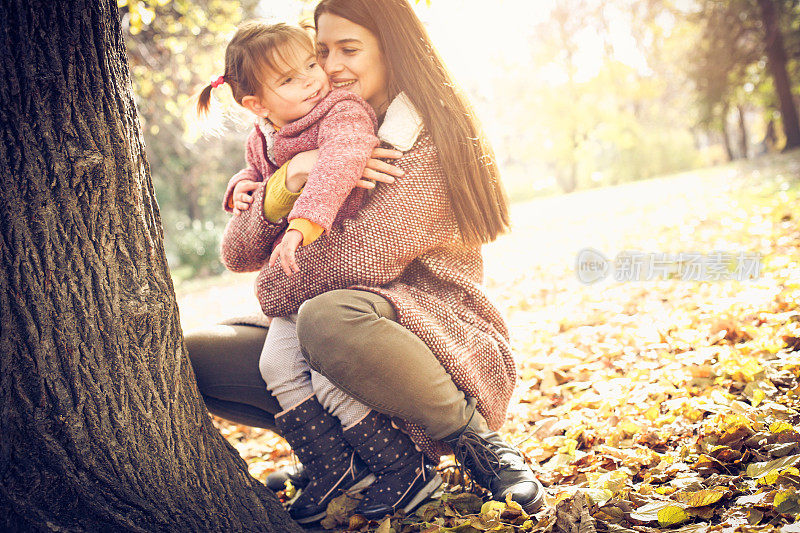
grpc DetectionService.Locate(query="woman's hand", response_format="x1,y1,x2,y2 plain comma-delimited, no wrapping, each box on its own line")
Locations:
286,147,405,193
359,147,404,189
231,180,260,215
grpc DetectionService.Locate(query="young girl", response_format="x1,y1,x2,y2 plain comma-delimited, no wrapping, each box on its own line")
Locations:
197,21,442,524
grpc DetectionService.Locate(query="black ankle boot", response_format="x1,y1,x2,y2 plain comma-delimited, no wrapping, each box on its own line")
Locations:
275,397,374,524
265,463,309,492
343,411,443,520
444,410,545,514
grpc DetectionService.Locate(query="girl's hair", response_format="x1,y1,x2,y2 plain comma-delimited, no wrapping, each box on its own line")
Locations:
314,0,511,246
197,22,314,116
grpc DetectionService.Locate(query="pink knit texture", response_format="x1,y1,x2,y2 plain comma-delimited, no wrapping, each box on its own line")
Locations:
222,89,377,230
220,131,517,458
274,89,378,231
221,132,276,213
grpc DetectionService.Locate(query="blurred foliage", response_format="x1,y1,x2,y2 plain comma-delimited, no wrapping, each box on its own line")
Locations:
119,0,263,280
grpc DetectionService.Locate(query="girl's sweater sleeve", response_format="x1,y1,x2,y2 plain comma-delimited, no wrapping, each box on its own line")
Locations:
254,137,459,316
286,100,379,232
222,129,266,213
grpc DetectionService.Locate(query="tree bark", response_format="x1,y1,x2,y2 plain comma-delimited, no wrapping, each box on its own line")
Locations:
0,1,300,531
757,0,800,150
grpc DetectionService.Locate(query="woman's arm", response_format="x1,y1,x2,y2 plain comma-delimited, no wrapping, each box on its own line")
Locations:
222,142,403,274
220,179,288,273
255,136,460,317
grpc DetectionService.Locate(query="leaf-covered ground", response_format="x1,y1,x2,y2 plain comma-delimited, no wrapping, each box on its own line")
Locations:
178,150,800,533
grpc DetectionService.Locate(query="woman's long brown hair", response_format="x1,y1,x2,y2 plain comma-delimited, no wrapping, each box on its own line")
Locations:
314,0,511,245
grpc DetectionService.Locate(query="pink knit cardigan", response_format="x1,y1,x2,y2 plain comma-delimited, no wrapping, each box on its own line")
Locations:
222,89,378,232
220,124,516,458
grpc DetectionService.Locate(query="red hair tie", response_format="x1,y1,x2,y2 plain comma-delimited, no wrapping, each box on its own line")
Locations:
211,75,225,88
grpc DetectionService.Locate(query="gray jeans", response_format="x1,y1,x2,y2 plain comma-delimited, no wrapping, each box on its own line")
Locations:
185,289,475,440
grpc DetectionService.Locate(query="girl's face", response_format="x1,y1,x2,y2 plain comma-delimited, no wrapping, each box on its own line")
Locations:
251,45,330,127
316,13,390,113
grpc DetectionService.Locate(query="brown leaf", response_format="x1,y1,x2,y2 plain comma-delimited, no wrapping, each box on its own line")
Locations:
674,489,725,507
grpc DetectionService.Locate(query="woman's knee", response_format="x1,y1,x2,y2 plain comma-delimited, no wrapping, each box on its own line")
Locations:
296,290,376,367
184,324,267,391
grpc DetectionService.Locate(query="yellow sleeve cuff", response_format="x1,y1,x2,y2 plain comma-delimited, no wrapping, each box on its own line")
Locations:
288,218,325,246
263,163,302,223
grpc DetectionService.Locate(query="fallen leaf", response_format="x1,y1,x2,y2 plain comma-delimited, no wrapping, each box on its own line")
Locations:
658,505,690,527
746,453,800,477
675,489,725,507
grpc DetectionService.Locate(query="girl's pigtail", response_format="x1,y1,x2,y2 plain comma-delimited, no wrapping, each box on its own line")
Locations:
196,83,215,117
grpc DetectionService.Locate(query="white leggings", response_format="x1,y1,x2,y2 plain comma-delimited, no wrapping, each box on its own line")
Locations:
259,314,371,428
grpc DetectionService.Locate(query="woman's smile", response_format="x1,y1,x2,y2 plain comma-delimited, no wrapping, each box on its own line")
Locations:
331,79,357,89
316,13,390,112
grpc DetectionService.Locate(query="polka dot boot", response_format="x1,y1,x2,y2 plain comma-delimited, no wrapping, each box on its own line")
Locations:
342,411,442,521
275,396,375,524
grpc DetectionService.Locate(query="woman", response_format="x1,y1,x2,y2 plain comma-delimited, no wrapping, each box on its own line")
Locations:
187,0,544,518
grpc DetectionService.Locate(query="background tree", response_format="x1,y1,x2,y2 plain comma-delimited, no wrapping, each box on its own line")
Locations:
0,0,300,530
687,0,800,156
756,0,800,149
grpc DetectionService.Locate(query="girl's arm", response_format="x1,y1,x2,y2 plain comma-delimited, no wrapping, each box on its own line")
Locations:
222,129,267,213
287,99,379,233
254,136,461,317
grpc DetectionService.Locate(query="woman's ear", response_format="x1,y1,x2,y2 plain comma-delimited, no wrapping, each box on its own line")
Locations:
242,95,269,118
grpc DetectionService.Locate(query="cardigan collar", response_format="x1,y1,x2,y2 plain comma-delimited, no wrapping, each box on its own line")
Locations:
377,92,423,151
256,91,424,157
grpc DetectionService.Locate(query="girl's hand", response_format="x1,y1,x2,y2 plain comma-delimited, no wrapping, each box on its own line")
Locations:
232,180,260,215
358,147,404,189
268,229,304,276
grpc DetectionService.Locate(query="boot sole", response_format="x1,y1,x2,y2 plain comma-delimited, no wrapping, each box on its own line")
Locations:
293,473,376,525
402,472,443,514
519,491,545,515
359,471,443,521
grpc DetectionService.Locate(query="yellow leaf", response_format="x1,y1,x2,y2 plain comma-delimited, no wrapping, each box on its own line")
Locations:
658,506,689,527
752,389,765,407
758,469,781,485
675,489,725,507
740,358,765,381
775,489,800,515
481,500,506,515
646,405,660,421
770,421,794,433
504,493,526,514
376,517,394,533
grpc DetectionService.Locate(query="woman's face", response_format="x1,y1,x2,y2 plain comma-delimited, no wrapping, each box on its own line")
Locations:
316,13,390,112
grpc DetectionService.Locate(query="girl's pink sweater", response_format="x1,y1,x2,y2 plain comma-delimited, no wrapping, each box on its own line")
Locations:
223,89,378,233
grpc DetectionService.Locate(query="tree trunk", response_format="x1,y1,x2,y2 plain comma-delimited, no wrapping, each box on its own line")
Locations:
0,1,300,531
721,103,736,161
757,0,800,150
737,104,749,159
